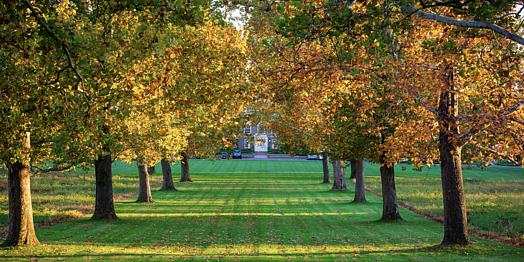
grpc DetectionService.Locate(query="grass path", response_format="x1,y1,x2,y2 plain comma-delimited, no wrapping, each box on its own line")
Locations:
1,160,523,261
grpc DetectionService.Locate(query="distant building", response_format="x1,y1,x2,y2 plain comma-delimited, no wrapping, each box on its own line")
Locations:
236,123,278,152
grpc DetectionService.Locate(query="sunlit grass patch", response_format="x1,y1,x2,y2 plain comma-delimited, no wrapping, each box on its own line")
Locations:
0,160,523,260
365,163,524,239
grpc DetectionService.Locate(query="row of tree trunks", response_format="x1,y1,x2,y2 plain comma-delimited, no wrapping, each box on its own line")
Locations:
331,160,347,190
136,160,154,203
352,160,366,203
3,133,40,246
322,152,331,183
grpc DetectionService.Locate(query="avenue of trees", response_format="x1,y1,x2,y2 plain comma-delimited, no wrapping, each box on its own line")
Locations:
2,0,524,248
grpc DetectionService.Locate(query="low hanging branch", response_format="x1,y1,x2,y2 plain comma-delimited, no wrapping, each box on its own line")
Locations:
403,5,524,45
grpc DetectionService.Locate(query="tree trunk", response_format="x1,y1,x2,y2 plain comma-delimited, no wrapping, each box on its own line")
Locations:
160,159,176,191
91,151,118,220
322,152,331,183
136,160,154,203
180,151,192,182
147,165,156,174
352,159,367,203
331,160,347,190
438,62,470,246
349,159,357,179
379,154,402,221
3,132,40,246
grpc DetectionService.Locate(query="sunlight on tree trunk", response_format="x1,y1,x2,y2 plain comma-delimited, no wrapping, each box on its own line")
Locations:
331,160,347,190
3,133,39,246
136,160,154,203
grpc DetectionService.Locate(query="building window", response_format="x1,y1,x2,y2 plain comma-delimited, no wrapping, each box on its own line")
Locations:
244,127,251,134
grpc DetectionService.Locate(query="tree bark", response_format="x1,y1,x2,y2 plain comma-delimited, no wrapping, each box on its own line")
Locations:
379,154,402,221
180,151,193,182
438,62,470,246
331,160,347,190
349,159,357,179
136,160,154,202
352,159,367,203
322,152,331,183
160,159,176,191
91,150,118,220
147,165,156,174
3,132,40,246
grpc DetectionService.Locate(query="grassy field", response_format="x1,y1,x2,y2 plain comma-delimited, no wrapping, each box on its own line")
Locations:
0,160,523,261
364,163,524,240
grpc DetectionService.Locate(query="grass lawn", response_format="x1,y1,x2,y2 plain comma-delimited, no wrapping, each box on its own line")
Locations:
0,160,523,261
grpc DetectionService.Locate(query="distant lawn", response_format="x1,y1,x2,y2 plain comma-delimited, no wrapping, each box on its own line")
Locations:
0,160,522,261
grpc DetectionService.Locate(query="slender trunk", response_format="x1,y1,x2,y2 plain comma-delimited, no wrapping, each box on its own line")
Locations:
136,160,154,203
3,132,39,246
331,160,347,190
180,151,192,182
147,165,156,174
438,62,470,246
352,160,366,203
91,150,118,220
160,159,176,191
349,159,357,179
379,154,402,221
322,152,331,183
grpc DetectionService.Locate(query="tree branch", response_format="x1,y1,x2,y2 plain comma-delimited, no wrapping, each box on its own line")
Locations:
403,5,524,45
23,0,84,88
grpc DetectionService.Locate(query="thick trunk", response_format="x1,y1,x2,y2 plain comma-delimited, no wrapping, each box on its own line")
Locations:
352,160,367,203
3,132,40,246
331,160,347,190
91,151,118,220
322,152,331,183
438,62,470,246
147,165,156,174
160,159,176,191
379,155,402,221
136,160,154,203
180,151,192,182
349,159,357,179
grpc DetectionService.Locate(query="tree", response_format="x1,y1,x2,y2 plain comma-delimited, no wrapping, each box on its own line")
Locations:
331,160,347,190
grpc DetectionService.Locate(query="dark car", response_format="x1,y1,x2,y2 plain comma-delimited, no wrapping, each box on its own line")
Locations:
232,150,242,159
220,152,229,159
